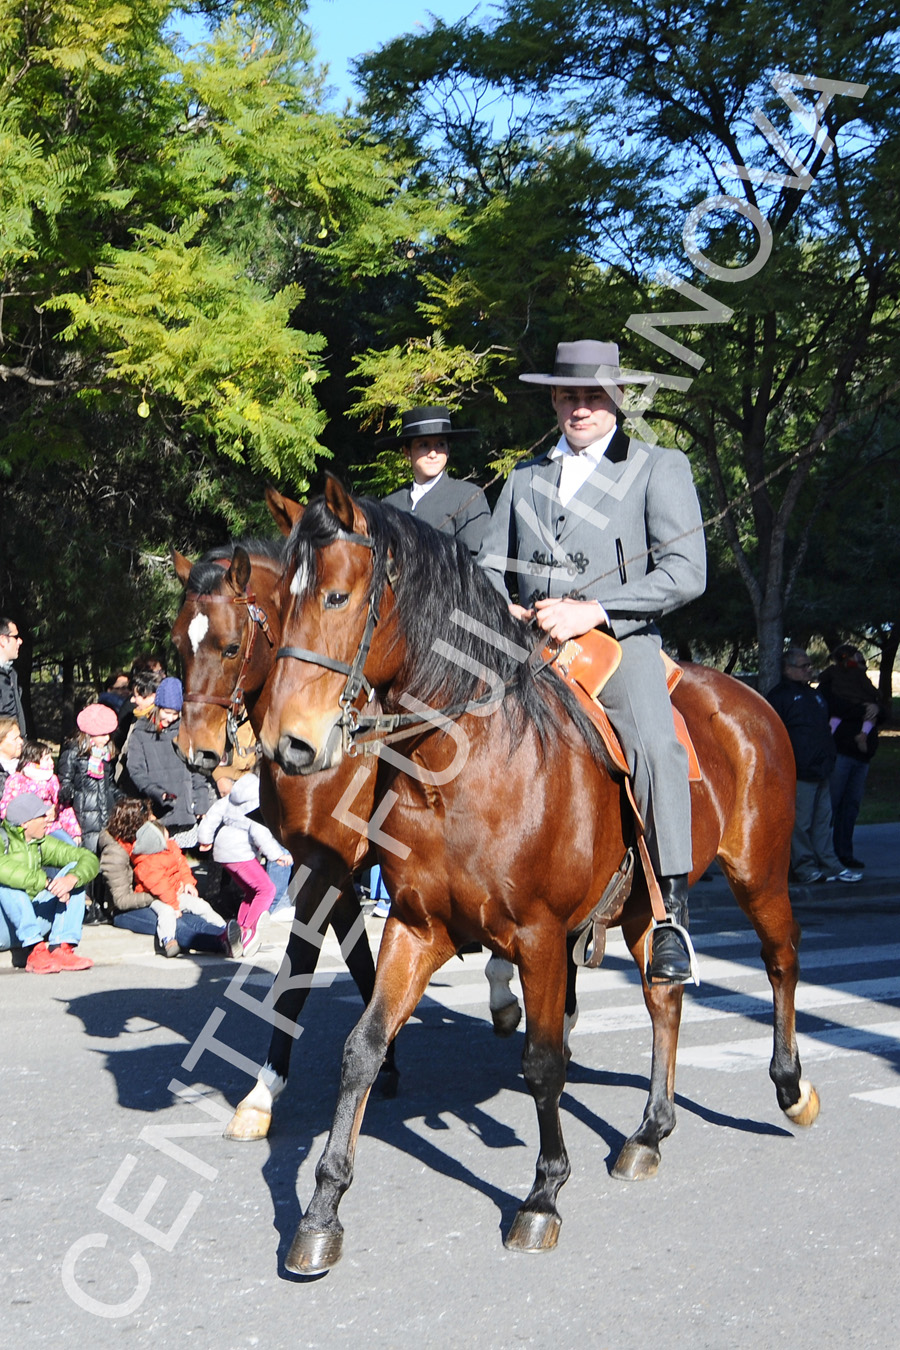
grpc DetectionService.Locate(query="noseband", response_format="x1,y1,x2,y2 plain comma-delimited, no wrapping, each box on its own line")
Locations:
183,590,273,749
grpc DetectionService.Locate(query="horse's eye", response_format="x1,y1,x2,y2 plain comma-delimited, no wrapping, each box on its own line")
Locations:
324,592,350,610
223,644,240,659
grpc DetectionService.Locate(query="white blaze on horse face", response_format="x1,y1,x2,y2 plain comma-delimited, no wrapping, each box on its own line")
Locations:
289,559,309,598
188,613,209,655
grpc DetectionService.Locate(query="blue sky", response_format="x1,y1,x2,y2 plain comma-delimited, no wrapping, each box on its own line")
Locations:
308,1,485,104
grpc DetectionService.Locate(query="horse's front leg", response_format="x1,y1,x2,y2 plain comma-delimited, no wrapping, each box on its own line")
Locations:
328,881,399,1097
287,918,456,1274
504,936,570,1253
225,870,361,1141
611,913,683,1181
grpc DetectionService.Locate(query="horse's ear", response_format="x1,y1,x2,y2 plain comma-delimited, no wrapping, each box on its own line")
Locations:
225,545,251,596
172,550,193,588
324,474,355,532
265,487,304,536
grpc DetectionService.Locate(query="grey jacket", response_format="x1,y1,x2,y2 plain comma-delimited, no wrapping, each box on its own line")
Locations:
0,663,26,733
477,428,706,638
124,717,212,830
384,473,491,555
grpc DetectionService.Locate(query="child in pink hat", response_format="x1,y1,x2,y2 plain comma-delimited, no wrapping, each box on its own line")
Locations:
57,703,121,852
0,738,82,842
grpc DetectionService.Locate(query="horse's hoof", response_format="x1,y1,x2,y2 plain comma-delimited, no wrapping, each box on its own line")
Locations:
377,1065,400,1099
286,1227,343,1274
491,1001,522,1038
784,1079,820,1128
223,1107,271,1141
504,1209,561,1253
611,1141,660,1181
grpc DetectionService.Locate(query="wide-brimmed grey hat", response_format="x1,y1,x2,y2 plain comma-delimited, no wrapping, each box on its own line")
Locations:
376,405,477,448
520,340,654,387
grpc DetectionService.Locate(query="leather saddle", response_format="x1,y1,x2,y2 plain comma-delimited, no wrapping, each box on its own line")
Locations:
542,629,701,782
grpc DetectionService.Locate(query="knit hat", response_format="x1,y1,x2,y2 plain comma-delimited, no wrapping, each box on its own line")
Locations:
76,702,119,736
132,820,168,856
4,792,49,826
155,677,183,712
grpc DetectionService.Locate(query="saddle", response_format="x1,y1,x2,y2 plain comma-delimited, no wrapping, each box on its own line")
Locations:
543,629,701,782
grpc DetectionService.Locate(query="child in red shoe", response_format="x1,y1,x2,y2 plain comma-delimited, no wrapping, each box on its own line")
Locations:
0,793,98,972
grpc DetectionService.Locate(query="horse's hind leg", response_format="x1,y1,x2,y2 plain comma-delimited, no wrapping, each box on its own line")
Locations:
722,865,820,1127
287,918,456,1275
612,913,683,1181
505,939,570,1253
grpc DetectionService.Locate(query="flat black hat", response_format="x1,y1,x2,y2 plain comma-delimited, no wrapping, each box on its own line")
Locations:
375,405,477,448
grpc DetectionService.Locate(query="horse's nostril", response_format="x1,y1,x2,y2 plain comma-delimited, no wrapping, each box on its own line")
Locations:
191,749,221,775
277,734,316,774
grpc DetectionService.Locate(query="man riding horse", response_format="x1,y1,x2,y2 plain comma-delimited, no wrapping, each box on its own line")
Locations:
478,338,707,983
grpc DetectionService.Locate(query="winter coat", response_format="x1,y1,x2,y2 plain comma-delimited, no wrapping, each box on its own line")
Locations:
767,679,836,782
0,821,99,898
124,717,212,831
98,829,152,912
817,664,883,764
57,745,120,852
197,774,287,865
0,663,26,733
0,769,82,841
124,821,196,909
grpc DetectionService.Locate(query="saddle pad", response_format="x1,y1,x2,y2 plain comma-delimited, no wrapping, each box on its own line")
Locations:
544,630,701,782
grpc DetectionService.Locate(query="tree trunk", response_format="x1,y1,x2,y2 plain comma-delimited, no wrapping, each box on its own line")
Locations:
61,655,76,742
756,590,784,695
879,622,899,720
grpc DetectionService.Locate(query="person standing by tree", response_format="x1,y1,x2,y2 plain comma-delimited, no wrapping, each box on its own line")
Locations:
0,619,26,734
767,647,862,885
818,645,886,870
478,338,706,982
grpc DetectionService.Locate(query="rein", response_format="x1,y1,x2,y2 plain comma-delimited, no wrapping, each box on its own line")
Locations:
183,590,273,748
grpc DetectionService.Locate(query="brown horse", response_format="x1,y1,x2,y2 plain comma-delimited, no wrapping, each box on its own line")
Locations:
258,478,819,1272
171,500,519,1139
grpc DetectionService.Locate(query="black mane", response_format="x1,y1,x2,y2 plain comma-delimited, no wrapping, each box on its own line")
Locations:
287,493,611,767
187,537,287,595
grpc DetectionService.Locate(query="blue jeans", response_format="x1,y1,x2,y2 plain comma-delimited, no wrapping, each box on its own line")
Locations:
267,858,292,911
113,907,225,953
830,754,869,862
0,882,87,948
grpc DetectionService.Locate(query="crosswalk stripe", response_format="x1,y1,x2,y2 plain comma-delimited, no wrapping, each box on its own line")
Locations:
675,1021,900,1072
852,1086,900,1108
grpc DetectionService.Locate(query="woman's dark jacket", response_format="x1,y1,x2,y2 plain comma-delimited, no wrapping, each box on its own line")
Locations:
124,717,212,830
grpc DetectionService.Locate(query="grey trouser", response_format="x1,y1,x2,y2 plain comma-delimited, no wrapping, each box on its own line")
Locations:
600,631,693,876
791,778,841,879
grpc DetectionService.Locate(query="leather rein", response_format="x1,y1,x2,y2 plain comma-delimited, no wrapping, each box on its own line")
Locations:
182,591,274,749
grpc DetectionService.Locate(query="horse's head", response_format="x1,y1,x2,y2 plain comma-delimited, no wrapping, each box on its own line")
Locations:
172,492,302,773
259,477,400,776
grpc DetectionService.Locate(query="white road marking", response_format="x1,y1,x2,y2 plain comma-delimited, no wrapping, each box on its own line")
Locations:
852,1086,900,1109
675,1020,900,1072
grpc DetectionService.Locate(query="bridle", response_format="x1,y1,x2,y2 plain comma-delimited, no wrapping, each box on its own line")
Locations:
274,525,533,756
182,591,274,750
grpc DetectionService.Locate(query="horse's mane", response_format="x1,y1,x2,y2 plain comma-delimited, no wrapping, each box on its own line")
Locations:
288,493,612,769
187,537,287,596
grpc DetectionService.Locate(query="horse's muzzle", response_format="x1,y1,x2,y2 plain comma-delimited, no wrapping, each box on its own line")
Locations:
274,722,343,776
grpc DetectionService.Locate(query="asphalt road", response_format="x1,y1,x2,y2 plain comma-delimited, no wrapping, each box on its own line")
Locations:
3,876,900,1350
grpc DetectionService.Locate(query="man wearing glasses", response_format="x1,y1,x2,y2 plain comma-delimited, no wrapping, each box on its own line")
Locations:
767,646,862,885
0,618,26,734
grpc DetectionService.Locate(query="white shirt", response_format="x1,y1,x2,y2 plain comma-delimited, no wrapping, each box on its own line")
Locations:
548,427,617,506
410,471,444,509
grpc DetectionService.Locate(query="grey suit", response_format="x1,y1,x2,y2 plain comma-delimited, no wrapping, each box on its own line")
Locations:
478,426,706,873
384,473,491,556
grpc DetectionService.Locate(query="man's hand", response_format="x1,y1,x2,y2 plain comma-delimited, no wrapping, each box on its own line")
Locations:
46,872,77,901
533,597,609,643
508,603,534,622
198,842,212,853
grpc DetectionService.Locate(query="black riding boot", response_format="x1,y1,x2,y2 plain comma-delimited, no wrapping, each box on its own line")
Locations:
648,873,692,984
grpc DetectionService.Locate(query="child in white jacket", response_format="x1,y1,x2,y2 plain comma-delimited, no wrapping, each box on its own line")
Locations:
198,773,291,955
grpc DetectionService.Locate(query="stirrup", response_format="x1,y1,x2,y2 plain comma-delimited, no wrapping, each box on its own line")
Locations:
643,917,701,987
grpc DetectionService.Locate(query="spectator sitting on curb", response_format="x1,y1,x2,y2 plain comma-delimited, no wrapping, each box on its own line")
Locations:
127,817,233,957
0,739,82,842
0,792,99,973
99,798,242,958
58,703,121,852
124,677,212,849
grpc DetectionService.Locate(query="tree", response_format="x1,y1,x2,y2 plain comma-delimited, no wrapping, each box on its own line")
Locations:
353,0,900,687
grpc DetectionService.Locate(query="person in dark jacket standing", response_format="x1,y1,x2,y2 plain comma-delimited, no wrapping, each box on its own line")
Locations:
0,618,26,733
767,647,862,885
124,677,212,848
818,644,886,870
381,406,490,556
58,703,121,852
